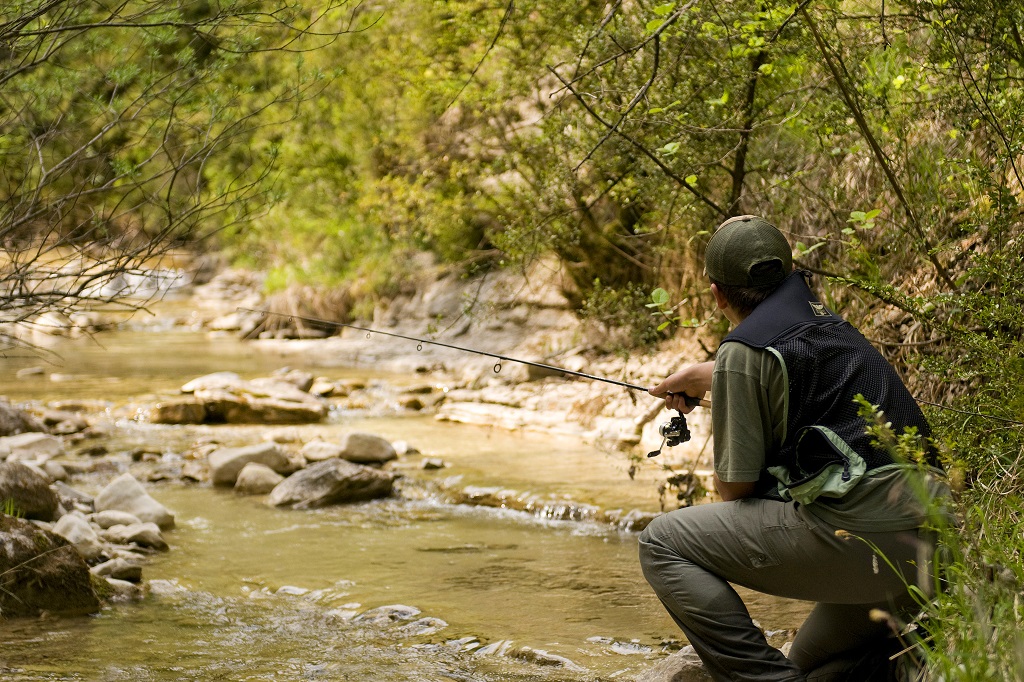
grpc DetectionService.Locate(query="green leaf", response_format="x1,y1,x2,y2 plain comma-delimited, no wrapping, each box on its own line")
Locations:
650,287,670,306
685,174,698,185
653,3,676,16
659,141,681,155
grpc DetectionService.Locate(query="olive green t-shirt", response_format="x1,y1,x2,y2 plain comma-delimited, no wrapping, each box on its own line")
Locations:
711,341,944,532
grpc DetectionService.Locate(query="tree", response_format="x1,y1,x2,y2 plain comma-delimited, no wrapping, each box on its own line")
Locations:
0,0,363,349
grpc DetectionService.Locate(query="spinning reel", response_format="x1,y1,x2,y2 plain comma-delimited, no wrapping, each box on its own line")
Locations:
647,412,691,458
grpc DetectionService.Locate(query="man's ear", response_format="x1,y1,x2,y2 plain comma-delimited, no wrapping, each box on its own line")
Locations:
710,283,728,311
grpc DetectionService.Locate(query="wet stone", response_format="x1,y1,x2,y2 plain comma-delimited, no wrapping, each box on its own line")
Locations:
353,604,421,626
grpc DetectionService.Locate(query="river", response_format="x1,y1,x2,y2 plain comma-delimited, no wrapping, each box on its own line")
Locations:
0,327,811,681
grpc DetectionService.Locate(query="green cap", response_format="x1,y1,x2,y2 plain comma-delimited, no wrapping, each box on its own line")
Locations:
704,215,792,287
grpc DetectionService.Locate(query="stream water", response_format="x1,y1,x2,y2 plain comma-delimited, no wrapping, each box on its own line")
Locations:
0,328,811,681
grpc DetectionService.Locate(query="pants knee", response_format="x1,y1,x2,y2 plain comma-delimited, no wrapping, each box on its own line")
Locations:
637,514,676,576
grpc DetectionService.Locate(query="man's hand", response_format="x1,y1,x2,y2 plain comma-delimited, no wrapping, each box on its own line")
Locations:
649,361,715,414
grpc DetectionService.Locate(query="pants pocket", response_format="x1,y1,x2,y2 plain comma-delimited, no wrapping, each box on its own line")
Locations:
729,498,809,569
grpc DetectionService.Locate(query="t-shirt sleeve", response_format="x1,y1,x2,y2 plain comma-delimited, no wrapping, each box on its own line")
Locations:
711,342,786,483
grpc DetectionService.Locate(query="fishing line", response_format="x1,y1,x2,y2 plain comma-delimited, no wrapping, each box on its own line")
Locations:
239,307,707,408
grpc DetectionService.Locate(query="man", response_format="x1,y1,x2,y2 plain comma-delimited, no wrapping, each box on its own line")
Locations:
641,215,945,681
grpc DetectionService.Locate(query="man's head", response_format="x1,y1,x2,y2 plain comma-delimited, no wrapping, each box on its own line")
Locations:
704,215,792,318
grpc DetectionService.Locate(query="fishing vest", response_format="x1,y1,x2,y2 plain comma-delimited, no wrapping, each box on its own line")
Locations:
722,272,934,504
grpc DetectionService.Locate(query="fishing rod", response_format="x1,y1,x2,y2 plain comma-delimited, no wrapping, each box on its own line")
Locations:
239,307,707,458
239,307,708,406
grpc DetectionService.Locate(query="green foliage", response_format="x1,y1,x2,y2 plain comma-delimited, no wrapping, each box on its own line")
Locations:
646,288,708,331
580,279,666,350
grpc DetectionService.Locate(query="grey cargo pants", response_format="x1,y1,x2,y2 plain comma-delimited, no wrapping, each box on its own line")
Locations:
638,498,929,681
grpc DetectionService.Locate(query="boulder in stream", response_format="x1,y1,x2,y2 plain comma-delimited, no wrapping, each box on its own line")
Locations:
633,647,712,682
267,459,395,509
234,462,285,495
94,473,175,530
148,398,207,425
0,460,60,521
209,442,290,486
337,432,397,465
179,372,328,424
0,514,100,619
0,400,46,437
0,432,64,463
300,433,397,465
52,512,106,561
101,522,169,551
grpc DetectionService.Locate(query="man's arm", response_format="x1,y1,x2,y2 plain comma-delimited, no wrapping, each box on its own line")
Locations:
713,473,757,501
649,361,715,413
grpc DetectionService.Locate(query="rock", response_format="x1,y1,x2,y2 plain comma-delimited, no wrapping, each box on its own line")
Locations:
181,372,328,424
633,646,712,682
309,378,336,397
393,440,420,456
53,481,93,509
352,604,420,626
0,460,60,521
300,440,345,463
0,400,46,437
102,577,145,601
42,460,68,482
101,522,168,551
219,394,327,424
196,387,326,424
52,512,105,561
208,442,290,486
513,646,583,670
181,371,247,394
614,509,659,533
38,409,89,435
0,432,64,462
234,463,285,495
272,368,314,392
0,514,100,618
92,510,142,529
267,459,395,509
181,460,207,482
338,432,397,465
148,398,207,425
421,458,447,470
400,397,425,410
94,473,175,530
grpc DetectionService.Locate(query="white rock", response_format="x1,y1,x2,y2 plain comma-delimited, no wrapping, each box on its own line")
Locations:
52,512,105,561
90,557,143,582
94,473,175,530
102,522,168,551
338,432,397,464
392,440,420,456
634,646,712,682
234,463,284,495
92,510,142,529
300,440,345,462
0,432,64,462
209,442,290,486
